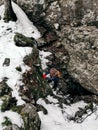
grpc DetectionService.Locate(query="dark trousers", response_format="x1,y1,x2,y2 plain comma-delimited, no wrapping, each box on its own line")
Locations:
47,76,59,90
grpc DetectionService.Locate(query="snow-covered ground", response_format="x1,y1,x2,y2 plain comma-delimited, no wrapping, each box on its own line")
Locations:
0,2,98,130
38,97,98,130
0,2,40,129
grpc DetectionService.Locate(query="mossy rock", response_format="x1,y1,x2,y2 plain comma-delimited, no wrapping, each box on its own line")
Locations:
0,81,12,97
36,104,48,114
4,7,17,22
23,46,39,66
21,104,41,130
23,46,53,103
14,33,37,47
3,124,21,130
1,96,17,112
11,105,23,114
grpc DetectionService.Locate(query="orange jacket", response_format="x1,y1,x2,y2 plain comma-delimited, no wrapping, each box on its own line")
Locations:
50,68,61,77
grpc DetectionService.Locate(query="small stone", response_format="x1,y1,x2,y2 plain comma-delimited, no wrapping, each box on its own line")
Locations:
3,58,10,66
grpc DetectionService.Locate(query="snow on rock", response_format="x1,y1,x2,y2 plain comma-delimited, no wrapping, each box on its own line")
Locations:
37,97,98,130
0,100,24,129
0,2,41,39
0,19,31,105
12,2,41,39
0,1,41,105
0,2,40,129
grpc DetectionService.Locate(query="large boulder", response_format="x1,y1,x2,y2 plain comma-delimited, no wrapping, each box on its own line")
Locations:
62,25,98,95
21,103,41,130
15,0,98,96
14,0,98,50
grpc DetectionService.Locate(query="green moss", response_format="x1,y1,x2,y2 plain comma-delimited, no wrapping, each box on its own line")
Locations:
2,117,12,127
22,113,41,130
1,97,9,112
0,81,12,97
4,9,17,22
1,96,17,112
11,105,23,113
14,33,35,47
16,33,32,43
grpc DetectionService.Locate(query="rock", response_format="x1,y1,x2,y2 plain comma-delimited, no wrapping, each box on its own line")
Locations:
55,52,63,59
46,53,55,61
36,37,46,45
16,0,98,29
2,77,9,82
23,46,53,104
21,103,41,130
36,104,48,114
14,0,98,98
62,26,98,95
44,31,58,43
21,95,31,103
57,78,68,95
23,46,39,66
14,33,37,47
1,95,17,112
3,124,20,130
15,66,22,72
0,81,12,96
3,58,10,66
55,42,62,48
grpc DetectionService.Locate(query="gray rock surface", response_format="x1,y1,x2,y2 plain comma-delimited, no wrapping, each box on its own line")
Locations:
16,0,98,28
62,25,98,95
21,103,41,130
0,80,12,96
3,124,20,130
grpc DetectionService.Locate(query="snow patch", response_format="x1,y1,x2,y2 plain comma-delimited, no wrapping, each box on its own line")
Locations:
39,50,51,70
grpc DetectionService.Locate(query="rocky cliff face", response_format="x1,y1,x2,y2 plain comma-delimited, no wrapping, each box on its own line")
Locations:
62,25,98,95
15,0,98,94
16,0,98,28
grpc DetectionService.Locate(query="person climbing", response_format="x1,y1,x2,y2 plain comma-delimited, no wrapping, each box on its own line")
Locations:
42,68,61,90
